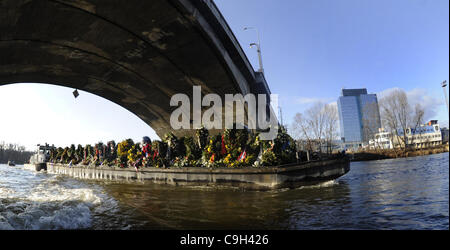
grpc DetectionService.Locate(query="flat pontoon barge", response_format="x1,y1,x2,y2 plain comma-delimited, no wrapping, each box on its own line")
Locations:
45,157,350,190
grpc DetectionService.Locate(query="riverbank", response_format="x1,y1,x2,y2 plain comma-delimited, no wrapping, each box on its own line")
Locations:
42,157,350,191
350,144,449,162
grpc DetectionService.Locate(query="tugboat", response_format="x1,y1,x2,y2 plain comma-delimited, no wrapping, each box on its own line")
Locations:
24,143,55,172
7,160,15,166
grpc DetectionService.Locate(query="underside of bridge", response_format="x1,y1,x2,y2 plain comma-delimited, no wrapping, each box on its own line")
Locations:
0,0,272,138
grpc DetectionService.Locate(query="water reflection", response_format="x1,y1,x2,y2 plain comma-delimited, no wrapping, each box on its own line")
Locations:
99,180,353,230
1,153,448,229
99,153,448,230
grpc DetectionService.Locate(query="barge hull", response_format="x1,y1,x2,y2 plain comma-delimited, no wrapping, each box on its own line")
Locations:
45,158,350,190
24,163,47,171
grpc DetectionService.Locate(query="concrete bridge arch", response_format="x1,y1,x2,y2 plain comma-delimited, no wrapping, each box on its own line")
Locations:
0,0,273,138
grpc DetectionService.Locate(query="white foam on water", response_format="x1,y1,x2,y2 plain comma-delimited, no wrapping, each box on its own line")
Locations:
0,173,120,230
296,180,339,190
0,187,15,197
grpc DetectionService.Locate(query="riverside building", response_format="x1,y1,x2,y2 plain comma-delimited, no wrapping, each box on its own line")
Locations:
337,88,382,149
369,120,443,149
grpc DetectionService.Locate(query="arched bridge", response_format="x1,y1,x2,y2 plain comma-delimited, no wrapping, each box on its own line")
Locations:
0,0,274,138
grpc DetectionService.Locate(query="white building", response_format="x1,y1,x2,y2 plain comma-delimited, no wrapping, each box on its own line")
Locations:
369,128,394,149
369,121,443,150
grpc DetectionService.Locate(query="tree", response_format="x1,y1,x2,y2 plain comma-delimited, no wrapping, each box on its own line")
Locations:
291,112,314,151
306,102,327,153
323,104,339,154
409,103,425,148
379,89,426,154
291,102,339,154
0,141,34,164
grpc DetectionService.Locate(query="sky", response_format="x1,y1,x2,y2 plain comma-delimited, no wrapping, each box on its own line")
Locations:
215,0,449,126
0,0,449,150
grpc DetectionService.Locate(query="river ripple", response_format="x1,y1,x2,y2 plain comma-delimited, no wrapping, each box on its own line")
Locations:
0,153,448,229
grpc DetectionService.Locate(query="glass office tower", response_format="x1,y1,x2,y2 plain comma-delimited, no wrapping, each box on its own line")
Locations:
338,88,381,149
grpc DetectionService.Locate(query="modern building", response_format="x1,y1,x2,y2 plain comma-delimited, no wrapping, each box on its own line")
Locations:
369,121,443,149
338,88,381,149
441,127,449,144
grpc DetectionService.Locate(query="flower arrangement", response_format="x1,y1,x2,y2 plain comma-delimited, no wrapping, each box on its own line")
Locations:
102,141,117,166
90,142,104,166
127,143,142,167
184,136,201,161
60,147,69,164
56,147,62,163
202,134,224,168
259,126,296,166
53,126,298,169
49,147,58,163
117,139,133,168
74,144,84,164
67,144,76,162
81,144,94,165
196,126,209,150
164,132,186,162
151,140,167,168
221,126,259,168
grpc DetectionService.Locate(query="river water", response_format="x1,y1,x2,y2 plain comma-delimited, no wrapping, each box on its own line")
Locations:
0,153,448,230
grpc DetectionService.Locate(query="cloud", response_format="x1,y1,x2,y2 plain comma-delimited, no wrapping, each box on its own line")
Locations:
295,97,334,105
328,101,338,109
377,87,444,121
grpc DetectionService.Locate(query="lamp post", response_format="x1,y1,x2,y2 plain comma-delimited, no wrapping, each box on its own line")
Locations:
442,80,449,114
243,27,264,75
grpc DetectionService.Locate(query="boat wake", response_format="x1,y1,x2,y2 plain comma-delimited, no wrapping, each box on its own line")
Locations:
0,165,121,230
296,180,339,190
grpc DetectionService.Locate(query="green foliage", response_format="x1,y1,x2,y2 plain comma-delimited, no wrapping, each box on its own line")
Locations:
259,126,297,166
82,144,94,165
0,142,34,164
163,132,185,161
49,147,57,163
261,149,279,166
54,125,299,168
196,126,209,150
222,126,256,168
201,134,223,168
55,147,64,163
60,147,69,164
103,141,117,166
184,136,201,161
151,140,167,168
71,144,83,164
127,143,142,165
68,144,76,159
117,139,134,167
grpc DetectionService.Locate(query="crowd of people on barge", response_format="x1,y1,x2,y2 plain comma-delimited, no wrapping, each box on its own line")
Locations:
47,126,298,169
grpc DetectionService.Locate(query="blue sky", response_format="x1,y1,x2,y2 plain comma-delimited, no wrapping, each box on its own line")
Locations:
215,0,449,126
0,0,448,150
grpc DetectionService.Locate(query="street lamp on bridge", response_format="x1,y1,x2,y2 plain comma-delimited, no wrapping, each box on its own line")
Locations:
243,27,264,75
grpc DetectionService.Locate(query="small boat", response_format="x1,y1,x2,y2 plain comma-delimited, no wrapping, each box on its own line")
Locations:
7,160,15,166
24,143,55,172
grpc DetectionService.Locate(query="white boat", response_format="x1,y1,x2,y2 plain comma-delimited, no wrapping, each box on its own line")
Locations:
24,143,55,172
